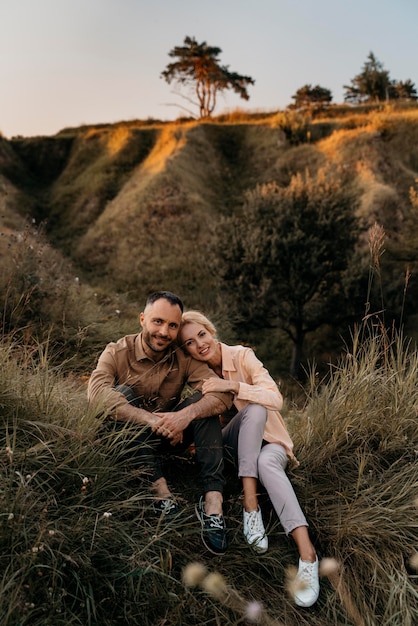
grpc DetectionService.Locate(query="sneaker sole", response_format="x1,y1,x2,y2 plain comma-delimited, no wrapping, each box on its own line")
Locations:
251,542,268,554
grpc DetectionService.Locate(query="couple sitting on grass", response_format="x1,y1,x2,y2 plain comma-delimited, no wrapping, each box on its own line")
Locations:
87,290,319,608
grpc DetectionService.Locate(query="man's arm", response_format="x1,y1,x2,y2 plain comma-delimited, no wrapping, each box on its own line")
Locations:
185,356,233,410
152,392,229,439
151,354,233,437
113,403,158,427
88,346,160,427
87,344,134,416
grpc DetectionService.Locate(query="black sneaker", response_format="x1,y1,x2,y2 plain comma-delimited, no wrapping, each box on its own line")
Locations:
153,498,180,518
195,495,227,555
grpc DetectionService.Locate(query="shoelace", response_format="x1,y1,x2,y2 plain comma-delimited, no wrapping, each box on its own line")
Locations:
247,510,263,534
298,561,316,584
205,513,224,530
159,499,177,513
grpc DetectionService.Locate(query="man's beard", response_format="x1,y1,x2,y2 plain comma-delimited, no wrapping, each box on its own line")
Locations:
142,329,172,353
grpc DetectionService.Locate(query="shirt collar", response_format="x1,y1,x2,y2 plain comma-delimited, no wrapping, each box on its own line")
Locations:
220,342,237,372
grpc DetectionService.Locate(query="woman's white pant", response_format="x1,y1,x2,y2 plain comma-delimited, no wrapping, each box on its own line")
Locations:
258,442,308,535
222,403,267,478
221,404,308,535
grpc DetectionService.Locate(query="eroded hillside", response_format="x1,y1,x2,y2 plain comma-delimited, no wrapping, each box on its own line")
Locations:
1,106,418,350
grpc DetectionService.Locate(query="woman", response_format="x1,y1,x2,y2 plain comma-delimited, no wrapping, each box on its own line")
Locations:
180,310,319,608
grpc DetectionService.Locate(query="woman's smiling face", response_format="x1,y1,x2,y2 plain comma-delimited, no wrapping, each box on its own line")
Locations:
180,322,217,362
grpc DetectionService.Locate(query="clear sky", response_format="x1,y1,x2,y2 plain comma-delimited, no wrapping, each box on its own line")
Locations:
1,0,417,138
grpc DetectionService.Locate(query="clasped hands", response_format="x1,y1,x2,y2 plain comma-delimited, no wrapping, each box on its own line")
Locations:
151,410,190,446
149,378,235,446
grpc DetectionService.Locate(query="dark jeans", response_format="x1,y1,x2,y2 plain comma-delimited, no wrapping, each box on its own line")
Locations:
103,386,224,494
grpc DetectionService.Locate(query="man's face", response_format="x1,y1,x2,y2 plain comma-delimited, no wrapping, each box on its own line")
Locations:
140,298,182,358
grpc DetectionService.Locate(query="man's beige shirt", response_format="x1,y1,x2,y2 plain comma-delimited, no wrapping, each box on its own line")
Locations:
88,333,232,416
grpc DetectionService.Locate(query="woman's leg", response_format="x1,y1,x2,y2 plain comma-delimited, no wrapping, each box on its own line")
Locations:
222,404,267,509
258,443,319,606
257,443,308,534
291,526,316,562
222,404,268,552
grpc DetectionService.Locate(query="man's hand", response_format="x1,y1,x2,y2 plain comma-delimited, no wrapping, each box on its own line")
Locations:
151,389,233,446
151,411,191,446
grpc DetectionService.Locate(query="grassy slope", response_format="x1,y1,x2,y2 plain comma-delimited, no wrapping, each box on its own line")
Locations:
1,308,418,626
1,106,418,625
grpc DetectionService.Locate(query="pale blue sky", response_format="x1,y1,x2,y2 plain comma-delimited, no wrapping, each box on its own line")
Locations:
1,0,417,137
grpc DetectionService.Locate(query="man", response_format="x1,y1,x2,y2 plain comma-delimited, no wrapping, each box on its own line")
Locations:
87,290,232,554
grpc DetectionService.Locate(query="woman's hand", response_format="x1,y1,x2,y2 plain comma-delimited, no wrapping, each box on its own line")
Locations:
202,378,239,395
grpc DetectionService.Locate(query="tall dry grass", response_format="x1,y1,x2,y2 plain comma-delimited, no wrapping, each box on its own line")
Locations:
284,225,418,624
2,272,418,625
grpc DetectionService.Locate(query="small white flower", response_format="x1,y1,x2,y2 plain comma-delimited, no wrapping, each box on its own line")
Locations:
102,512,112,519
8,513,14,520
82,477,89,485
245,600,263,623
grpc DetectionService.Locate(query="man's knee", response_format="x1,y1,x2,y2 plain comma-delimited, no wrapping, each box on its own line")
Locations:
114,385,138,405
175,391,203,411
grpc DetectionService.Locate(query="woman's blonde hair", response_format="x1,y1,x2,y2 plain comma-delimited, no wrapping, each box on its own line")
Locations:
180,310,217,338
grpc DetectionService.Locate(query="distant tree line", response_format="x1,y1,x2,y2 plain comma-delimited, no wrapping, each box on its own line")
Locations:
161,39,417,116
343,51,417,104
291,52,417,108
290,84,333,108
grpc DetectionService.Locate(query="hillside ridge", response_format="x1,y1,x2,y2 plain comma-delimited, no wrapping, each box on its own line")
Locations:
1,106,418,373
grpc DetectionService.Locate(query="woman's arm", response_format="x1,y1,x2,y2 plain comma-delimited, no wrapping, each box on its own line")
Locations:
233,348,283,411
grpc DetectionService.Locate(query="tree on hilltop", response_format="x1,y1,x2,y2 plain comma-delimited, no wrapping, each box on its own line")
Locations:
291,84,333,108
344,52,390,103
344,51,417,103
161,36,255,118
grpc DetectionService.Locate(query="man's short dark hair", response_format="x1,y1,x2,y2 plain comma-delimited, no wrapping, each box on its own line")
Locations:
145,291,184,313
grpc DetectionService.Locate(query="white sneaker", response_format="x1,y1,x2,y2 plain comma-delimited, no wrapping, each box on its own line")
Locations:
294,557,320,607
243,507,268,554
